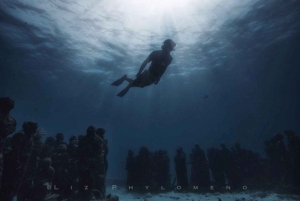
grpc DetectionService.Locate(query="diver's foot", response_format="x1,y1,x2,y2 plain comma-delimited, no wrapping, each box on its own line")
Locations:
117,85,131,97
111,75,127,86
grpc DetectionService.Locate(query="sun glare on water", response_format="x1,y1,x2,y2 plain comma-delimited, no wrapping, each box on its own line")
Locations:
125,0,193,13
94,0,252,44
97,0,202,43
0,0,256,61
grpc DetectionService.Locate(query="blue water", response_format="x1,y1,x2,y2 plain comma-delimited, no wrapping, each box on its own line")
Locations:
1,0,300,180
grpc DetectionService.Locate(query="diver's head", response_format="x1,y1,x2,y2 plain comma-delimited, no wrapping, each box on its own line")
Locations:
161,39,176,52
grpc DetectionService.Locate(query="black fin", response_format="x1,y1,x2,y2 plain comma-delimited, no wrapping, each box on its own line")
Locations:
111,75,126,86
117,86,131,97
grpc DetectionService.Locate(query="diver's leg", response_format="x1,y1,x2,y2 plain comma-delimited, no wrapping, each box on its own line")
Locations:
111,75,127,86
130,77,153,88
125,77,134,83
117,84,132,97
130,70,153,88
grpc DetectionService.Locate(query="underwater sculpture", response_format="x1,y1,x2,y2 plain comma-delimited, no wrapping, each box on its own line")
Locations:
0,97,16,191
1,96,300,200
112,39,176,97
13,121,42,200
174,147,189,189
0,97,119,201
189,144,210,187
125,147,171,191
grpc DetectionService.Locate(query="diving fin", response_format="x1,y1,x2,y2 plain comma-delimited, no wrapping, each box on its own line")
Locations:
117,85,131,97
111,75,127,86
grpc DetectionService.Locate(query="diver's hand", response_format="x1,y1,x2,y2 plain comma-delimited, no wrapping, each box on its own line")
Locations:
154,78,160,84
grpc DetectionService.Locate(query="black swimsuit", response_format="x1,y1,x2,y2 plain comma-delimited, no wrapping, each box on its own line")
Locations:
132,50,172,88
148,50,172,78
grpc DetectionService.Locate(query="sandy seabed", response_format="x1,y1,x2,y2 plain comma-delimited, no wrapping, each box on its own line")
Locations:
106,187,300,201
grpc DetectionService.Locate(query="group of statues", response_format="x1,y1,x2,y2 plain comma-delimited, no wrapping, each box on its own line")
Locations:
264,131,300,186
1,96,300,199
126,134,300,192
126,147,171,190
0,97,118,201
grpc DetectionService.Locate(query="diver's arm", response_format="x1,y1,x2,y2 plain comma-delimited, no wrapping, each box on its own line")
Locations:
136,54,152,77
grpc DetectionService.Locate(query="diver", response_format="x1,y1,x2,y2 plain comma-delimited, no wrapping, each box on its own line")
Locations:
111,39,176,97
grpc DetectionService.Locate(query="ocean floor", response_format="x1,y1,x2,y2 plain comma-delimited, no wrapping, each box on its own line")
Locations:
106,187,300,201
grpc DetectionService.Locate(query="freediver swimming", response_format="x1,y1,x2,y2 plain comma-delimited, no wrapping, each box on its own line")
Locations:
111,39,176,97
